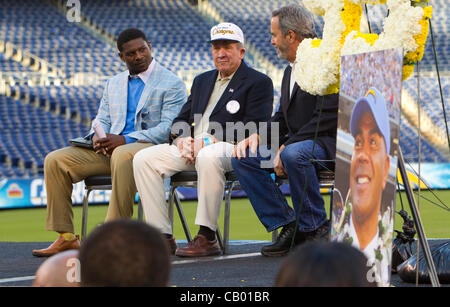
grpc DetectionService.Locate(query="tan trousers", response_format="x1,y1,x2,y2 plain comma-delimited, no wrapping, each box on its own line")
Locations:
133,142,235,235
44,142,153,233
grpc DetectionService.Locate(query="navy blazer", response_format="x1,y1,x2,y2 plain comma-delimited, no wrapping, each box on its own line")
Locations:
268,65,339,159
171,61,274,143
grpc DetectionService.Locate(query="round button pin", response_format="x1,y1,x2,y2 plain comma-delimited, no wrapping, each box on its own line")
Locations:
226,100,240,114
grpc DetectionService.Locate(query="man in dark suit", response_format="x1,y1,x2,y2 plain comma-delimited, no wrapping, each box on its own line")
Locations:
133,23,273,257
232,4,339,256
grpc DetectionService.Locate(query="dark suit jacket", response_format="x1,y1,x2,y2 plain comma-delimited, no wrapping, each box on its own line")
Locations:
269,65,339,159
171,61,274,143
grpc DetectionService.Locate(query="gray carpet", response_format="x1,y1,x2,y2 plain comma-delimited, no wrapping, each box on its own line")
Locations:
0,240,447,287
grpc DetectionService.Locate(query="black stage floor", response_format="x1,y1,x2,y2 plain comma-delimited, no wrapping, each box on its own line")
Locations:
0,240,447,287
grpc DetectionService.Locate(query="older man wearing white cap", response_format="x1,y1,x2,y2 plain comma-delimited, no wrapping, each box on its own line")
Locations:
133,23,274,257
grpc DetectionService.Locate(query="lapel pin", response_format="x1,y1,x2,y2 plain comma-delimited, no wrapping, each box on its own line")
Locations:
229,88,234,93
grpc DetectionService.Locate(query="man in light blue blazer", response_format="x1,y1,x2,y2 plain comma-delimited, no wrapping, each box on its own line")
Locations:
32,28,188,257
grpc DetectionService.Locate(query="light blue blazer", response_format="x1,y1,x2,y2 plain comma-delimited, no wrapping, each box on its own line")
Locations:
94,61,188,144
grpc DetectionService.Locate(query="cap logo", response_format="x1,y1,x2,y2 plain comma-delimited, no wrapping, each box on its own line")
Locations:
209,23,244,45
365,89,377,100
214,29,235,35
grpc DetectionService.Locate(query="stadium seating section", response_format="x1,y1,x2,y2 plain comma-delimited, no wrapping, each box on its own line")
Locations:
0,0,448,178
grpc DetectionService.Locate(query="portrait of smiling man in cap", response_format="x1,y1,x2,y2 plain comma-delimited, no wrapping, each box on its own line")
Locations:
331,49,404,287
348,87,390,252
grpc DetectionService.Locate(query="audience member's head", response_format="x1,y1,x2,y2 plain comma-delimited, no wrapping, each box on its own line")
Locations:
275,241,376,287
33,250,80,287
79,220,170,287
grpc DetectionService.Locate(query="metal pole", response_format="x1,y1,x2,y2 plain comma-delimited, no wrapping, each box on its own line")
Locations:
429,21,450,152
397,148,440,287
416,61,422,286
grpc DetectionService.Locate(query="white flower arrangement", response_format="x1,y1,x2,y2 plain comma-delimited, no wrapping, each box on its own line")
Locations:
294,0,346,96
348,0,387,4
341,0,424,57
379,206,394,252
294,0,432,96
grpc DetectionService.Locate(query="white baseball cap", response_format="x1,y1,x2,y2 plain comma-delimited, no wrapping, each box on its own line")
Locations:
208,22,244,45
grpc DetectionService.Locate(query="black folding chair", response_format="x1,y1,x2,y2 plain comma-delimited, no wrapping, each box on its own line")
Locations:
167,171,239,255
81,175,143,241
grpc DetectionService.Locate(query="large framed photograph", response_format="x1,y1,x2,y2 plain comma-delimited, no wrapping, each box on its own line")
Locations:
331,48,403,286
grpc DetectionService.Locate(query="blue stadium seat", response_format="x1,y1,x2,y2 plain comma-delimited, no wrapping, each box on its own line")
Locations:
403,76,450,134
0,95,89,174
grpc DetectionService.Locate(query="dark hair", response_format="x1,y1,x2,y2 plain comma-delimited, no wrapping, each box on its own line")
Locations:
117,28,148,51
275,241,376,287
79,220,170,287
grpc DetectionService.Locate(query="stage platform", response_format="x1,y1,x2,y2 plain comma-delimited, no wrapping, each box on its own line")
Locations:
0,240,447,287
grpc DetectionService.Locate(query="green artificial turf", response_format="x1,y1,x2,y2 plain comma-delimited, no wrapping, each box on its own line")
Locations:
0,191,449,242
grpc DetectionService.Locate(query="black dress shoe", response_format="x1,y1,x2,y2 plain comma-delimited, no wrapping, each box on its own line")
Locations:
261,222,301,257
298,220,331,243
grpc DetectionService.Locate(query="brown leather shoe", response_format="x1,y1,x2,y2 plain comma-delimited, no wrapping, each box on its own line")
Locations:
32,235,80,257
175,234,221,257
167,237,178,255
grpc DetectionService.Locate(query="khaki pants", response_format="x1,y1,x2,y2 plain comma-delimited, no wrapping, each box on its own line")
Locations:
44,142,153,233
133,142,235,235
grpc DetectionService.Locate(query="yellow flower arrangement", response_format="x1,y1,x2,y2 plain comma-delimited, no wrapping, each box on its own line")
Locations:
354,33,379,45
294,0,432,95
403,5,432,78
340,1,363,45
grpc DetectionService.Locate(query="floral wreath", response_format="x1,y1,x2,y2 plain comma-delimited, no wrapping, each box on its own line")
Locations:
293,0,432,96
